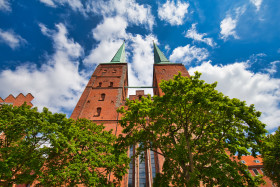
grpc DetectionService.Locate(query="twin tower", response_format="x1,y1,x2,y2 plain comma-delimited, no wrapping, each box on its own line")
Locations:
70,42,190,187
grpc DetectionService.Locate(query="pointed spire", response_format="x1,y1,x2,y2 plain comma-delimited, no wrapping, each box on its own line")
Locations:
153,41,170,64
110,41,126,63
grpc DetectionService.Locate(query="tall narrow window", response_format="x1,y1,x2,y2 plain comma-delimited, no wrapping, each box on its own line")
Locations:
96,107,101,117
98,82,102,87
139,143,146,187
150,150,156,182
100,93,105,101
128,145,134,187
109,82,113,87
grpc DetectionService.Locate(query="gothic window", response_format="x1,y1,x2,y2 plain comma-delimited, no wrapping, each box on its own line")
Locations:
128,145,134,187
95,107,101,117
100,93,105,101
150,150,156,182
98,82,102,87
139,153,146,187
109,82,113,87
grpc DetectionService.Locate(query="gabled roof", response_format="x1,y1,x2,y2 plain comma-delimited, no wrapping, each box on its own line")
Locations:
110,41,126,63
153,42,171,64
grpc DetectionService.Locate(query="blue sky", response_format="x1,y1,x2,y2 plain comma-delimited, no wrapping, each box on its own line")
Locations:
0,0,279,133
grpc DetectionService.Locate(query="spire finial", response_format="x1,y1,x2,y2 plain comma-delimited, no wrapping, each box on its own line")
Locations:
153,42,170,64
110,41,126,63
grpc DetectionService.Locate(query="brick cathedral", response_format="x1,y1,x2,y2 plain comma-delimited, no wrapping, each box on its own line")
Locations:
70,42,190,187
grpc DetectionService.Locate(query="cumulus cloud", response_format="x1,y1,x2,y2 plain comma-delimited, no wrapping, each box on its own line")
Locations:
250,0,262,11
0,29,27,49
264,61,280,75
39,0,85,14
83,16,128,65
189,61,280,130
86,0,154,30
158,0,189,26
220,16,238,40
169,44,209,65
39,0,56,7
0,0,10,11
0,23,87,114
220,6,246,40
185,23,216,47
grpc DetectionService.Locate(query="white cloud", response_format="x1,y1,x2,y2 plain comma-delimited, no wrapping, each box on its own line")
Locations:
0,29,26,49
189,61,280,130
220,16,238,40
264,61,280,75
39,0,56,7
250,0,262,11
158,0,189,26
185,23,216,47
0,23,87,114
39,0,85,14
86,0,154,30
169,44,209,65
84,16,128,65
220,6,246,40
0,0,11,11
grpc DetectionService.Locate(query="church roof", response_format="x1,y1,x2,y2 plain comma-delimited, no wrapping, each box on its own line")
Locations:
153,42,171,64
110,41,126,63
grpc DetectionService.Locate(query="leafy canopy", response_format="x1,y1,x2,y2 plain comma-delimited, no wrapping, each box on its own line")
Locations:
262,127,280,186
0,104,129,186
117,72,267,186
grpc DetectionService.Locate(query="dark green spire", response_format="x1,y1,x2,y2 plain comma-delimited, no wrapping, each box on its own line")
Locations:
110,41,126,63
153,42,170,64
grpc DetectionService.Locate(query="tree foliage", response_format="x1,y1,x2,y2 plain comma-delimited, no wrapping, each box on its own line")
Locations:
262,127,280,186
0,104,129,186
117,72,267,186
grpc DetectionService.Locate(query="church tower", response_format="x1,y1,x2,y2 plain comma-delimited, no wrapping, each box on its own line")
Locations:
71,41,128,136
152,42,190,96
71,41,191,187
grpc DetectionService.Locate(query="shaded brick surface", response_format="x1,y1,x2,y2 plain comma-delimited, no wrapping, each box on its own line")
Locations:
0,93,34,107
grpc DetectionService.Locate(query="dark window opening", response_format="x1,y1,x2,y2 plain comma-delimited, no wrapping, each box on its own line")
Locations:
98,82,102,87
112,69,117,73
95,107,101,117
100,93,105,101
109,82,113,87
252,168,259,175
138,95,142,100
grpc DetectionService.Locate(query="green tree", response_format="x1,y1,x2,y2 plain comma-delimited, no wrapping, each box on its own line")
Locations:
262,127,280,186
117,72,267,186
0,104,129,186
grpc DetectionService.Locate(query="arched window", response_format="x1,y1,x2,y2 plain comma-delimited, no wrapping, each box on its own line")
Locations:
100,93,105,101
96,107,101,117
112,69,117,73
98,82,102,87
109,82,113,87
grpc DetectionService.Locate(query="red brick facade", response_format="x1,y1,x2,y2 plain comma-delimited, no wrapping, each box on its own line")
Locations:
70,60,191,186
0,93,34,107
